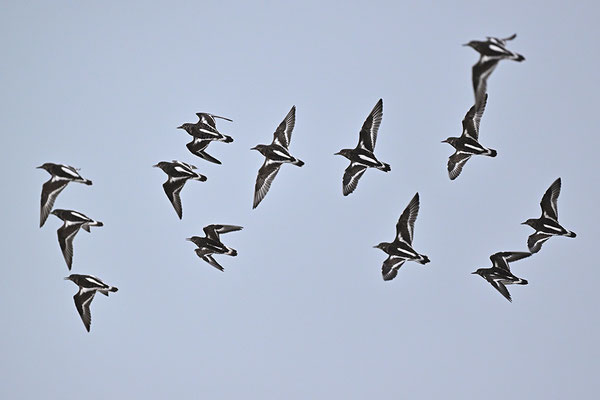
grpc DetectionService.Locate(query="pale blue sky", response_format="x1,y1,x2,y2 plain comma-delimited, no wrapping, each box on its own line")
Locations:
1,1,599,398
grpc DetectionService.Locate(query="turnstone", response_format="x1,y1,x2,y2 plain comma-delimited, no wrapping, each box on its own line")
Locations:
374,193,430,281
65,274,117,332
335,99,390,196
153,160,207,219
251,106,304,209
464,34,525,105
37,163,92,227
442,93,496,180
177,112,233,143
472,251,531,303
522,178,576,253
51,209,103,270
186,224,243,271
181,112,234,164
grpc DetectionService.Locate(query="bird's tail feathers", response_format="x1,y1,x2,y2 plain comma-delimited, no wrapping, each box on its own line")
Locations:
293,159,305,167
227,247,238,257
419,255,431,265
513,53,525,62
487,148,497,157
223,135,234,143
100,286,118,296
380,162,391,172
566,231,577,238
82,179,93,185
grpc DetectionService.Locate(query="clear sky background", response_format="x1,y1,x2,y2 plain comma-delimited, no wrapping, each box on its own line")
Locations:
2,1,599,398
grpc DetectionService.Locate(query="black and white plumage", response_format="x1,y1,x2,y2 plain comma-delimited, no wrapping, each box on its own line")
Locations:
251,106,304,209
178,114,233,143
472,251,531,302
177,113,233,164
374,193,430,281
186,224,243,271
153,161,207,219
37,163,92,227
51,209,103,270
65,274,118,332
464,34,525,106
442,93,496,180
522,178,576,253
335,99,390,196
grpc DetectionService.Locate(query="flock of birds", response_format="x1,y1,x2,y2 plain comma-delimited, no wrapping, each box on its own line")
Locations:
37,34,576,332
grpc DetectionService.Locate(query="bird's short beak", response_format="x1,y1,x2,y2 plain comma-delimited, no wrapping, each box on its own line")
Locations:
520,221,527,225
64,276,70,280
185,237,193,241
334,151,341,156
471,271,477,274
441,139,448,143
462,43,470,47
152,163,159,168
372,245,378,248
250,146,257,151
36,165,43,169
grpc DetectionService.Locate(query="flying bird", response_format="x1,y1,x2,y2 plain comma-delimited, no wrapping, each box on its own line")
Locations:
442,93,496,180
335,99,390,196
522,178,576,253
65,274,118,332
374,192,430,281
179,112,234,164
51,209,103,270
464,34,525,105
186,224,243,271
251,106,304,209
37,163,92,227
472,251,531,302
153,160,207,219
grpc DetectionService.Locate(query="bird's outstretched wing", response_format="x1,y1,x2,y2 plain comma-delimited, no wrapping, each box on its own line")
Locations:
540,178,561,221
358,99,383,152
489,279,512,303
40,179,69,227
342,163,367,196
203,224,243,240
272,106,296,148
471,60,498,109
74,290,96,332
195,251,225,272
462,93,488,140
163,179,187,219
527,232,552,254
490,251,531,271
447,152,472,180
57,223,82,270
253,160,282,208
396,193,420,245
382,256,405,281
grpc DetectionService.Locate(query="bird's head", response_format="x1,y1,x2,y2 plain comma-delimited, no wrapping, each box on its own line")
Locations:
251,144,267,154
36,162,54,171
177,123,194,133
373,242,389,251
441,137,458,146
334,149,352,158
152,161,168,169
64,275,75,282
186,236,202,245
521,219,537,228
471,269,485,277
50,209,67,219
